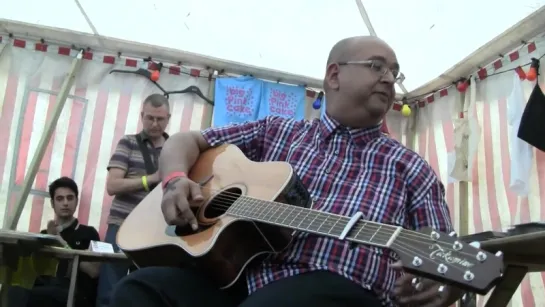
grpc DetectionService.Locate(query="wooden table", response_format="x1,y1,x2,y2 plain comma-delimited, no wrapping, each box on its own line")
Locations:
0,230,129,307
479,231,545,306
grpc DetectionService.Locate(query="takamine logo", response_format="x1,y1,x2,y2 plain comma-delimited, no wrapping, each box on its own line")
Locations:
429,244,474,268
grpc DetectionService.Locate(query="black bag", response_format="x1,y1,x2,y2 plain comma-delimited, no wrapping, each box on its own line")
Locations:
135,134,158,190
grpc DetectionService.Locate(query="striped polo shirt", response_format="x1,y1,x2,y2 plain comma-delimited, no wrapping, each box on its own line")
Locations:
106,131,168,226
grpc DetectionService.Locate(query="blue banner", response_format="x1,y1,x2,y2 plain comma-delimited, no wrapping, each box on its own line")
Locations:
213,76,262,126
258,82,306,120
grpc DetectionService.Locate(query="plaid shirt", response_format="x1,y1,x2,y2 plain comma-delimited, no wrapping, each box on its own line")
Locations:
202,114,453,306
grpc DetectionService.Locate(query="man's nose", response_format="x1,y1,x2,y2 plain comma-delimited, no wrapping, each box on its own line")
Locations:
380,70,396,83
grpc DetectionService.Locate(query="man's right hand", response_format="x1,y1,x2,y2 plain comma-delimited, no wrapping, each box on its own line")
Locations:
161,176,204,230
46,220,58,235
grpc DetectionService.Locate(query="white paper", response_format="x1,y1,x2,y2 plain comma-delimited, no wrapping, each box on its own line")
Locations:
90,240,115,253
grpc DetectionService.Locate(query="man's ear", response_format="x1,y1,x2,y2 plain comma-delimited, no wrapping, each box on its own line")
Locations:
325,63,340,91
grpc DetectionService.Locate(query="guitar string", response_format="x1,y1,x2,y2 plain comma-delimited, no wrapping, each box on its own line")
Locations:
192,186,476,254
187,188,489,261
211,196,484,262
201,197,480,282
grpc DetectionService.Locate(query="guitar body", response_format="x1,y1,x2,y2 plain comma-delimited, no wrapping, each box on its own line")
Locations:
117,144,312,288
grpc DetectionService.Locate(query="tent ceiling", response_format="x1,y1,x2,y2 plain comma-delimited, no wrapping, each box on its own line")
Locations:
2,0,545,95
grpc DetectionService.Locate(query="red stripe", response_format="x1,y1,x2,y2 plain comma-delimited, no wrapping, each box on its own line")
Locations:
441,120,456,226
481,103,501,231
200,99,213,130
98,89,133,237
15,79,39,186
31,79,64,232
0,74,20,218
426,126,450,218
179,98,195,131
61,87,87,177
78,88,110,229
495,99,519,223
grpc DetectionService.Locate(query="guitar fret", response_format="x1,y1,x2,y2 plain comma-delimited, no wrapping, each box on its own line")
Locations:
279,206,296,224
228,197,400,250
324,216,341,236
295,210,311,229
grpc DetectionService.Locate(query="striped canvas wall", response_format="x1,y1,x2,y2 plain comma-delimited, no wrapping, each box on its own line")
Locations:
0,41,323,239
0,43,214,238
400,52,545,305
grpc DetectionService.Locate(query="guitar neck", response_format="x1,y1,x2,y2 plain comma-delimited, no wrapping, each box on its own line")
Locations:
227,197,404,248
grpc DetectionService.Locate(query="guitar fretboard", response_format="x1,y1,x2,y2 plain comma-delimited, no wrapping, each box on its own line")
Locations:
227,196,403,248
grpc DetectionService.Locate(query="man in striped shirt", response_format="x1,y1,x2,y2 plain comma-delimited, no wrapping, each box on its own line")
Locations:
96,94,170,307
110,37,460,307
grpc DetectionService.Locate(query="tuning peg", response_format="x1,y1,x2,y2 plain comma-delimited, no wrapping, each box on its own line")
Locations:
469,241,481,248
449,231,457,237
495,251,503,257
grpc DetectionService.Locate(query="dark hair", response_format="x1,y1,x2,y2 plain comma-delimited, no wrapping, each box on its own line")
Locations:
48,177,79,199
143,93,170,110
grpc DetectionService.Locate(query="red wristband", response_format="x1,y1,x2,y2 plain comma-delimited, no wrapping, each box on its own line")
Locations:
162,171,187,189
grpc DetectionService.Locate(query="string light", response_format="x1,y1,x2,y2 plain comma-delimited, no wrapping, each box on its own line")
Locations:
312,91,324,110
526,58,540,81
151,70,160,81
406,41,544,106
401,100,411,117
515,66,527,80
456,78,469,93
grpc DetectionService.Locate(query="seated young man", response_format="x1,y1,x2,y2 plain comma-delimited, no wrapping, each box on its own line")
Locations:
9,177,101,307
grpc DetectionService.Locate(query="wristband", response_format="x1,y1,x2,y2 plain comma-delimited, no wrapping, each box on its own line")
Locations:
141,176,150,192
162,171,187,189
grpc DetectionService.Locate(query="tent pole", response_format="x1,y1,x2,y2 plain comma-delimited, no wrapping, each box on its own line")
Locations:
354,0,408,96
5,50,84,230
200,72,216,129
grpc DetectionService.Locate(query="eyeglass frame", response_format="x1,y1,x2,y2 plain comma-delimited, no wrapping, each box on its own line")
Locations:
337,60,404,83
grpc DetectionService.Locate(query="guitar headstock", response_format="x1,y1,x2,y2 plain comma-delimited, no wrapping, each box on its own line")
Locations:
390,227,503,295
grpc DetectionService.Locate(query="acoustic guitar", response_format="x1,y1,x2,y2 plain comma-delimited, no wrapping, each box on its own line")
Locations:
117,144,503,294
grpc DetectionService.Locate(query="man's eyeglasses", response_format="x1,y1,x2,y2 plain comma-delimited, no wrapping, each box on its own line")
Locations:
337,60,404,83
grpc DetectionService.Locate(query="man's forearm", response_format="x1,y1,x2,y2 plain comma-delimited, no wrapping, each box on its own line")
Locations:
159,132,208,178
106,177,145,196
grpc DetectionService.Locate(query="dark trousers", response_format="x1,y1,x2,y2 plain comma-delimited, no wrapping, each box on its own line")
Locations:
8,279,91,307
109,267,382,307
96,224,132,307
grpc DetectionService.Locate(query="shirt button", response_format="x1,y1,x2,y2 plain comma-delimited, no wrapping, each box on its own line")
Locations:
334,150,339,154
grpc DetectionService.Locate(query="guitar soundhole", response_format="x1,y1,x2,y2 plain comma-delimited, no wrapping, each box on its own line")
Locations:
203,187,243,219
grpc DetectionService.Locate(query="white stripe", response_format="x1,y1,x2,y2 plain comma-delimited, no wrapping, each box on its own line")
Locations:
2,77,27,230
0,74,27,228
489,100,512,228
190,100,204,131
73,86,98,219
168,93,185,133
0,44,9,118
474,101,493,232
88,89,120,228
22,74,54,231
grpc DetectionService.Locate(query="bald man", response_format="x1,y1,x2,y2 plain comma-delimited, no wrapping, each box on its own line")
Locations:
110,36,460,307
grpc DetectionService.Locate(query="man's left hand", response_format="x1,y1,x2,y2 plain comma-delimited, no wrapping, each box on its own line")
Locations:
391,261,452,307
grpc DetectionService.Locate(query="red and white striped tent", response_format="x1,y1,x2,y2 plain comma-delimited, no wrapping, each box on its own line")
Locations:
2,2,545,306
